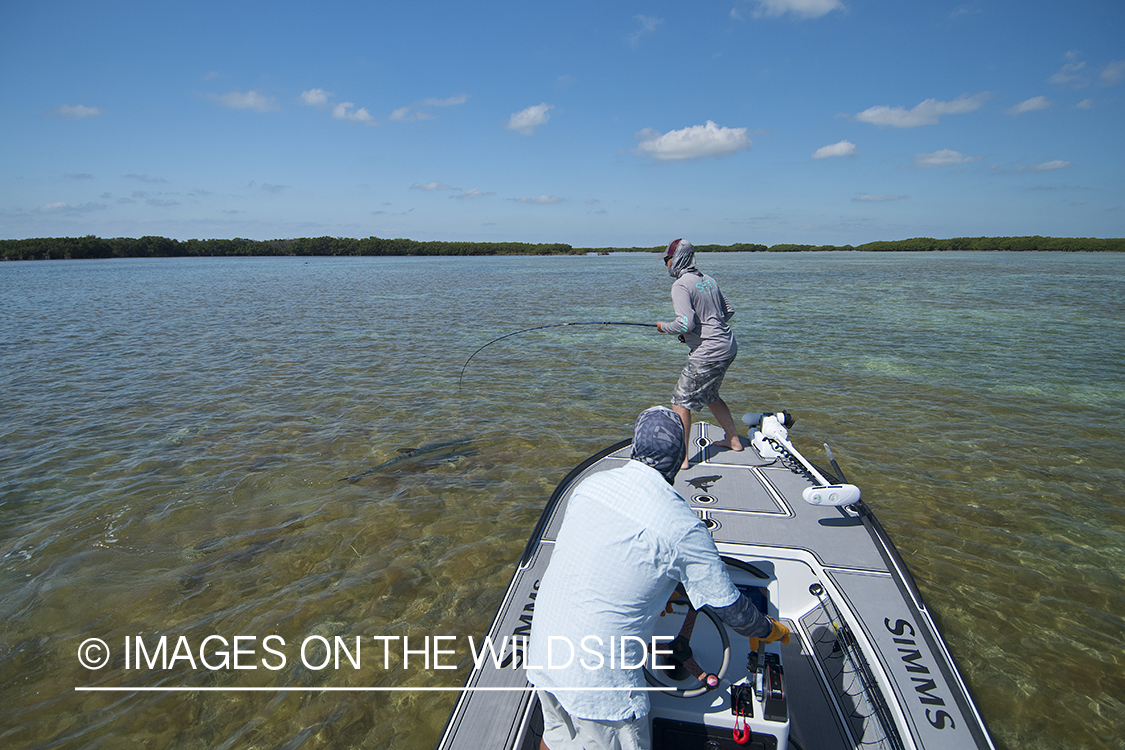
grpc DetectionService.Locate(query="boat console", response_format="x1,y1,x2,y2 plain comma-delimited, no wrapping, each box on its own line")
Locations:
646,563,789,750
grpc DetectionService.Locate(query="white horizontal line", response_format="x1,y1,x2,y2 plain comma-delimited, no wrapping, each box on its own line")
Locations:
75,686,676,693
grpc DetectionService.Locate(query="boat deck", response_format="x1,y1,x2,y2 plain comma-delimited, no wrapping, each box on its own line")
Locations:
437,421,995,750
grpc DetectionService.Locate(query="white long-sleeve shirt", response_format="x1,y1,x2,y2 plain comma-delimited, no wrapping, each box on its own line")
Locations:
526,461,742,721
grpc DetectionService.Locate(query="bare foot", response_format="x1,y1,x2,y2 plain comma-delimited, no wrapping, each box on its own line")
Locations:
712,435,744,452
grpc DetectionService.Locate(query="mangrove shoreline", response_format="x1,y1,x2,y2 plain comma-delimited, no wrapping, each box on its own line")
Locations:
2,234,1123,261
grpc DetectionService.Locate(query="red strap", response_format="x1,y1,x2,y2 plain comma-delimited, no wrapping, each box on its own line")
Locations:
733,723,751,745
733,709,751,745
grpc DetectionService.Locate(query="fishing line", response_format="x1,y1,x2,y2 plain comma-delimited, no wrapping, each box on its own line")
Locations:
458,321,657,392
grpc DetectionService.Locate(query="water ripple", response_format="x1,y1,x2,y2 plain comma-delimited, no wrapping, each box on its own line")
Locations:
1,253,1123,750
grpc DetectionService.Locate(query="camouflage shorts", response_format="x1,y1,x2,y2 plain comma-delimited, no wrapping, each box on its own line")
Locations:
671,356,735,411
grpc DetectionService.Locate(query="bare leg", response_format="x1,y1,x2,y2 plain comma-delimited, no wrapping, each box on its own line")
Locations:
706,398,743,452
672,404,692,469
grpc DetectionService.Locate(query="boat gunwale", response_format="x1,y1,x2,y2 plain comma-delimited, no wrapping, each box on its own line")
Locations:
438,425,998,750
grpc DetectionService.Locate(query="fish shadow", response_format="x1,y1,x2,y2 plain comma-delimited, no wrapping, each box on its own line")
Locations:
685,475,723,492
342,439,474,483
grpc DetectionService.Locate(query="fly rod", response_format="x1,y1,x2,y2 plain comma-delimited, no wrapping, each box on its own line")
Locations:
458,321,658,392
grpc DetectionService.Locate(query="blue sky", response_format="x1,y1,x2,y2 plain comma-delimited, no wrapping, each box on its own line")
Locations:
2,0,1122,247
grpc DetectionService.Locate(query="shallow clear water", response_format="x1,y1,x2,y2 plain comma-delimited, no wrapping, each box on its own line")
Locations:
1,252,1122,750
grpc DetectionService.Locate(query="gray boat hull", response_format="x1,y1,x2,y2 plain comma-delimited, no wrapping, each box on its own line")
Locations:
437,418,996,750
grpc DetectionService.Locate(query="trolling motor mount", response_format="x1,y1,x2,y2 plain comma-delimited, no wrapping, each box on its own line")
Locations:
743,412,795,459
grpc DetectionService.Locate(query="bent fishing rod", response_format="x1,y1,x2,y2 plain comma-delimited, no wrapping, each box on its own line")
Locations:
458,321,658,392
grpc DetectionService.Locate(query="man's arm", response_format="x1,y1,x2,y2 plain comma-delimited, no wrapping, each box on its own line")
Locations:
719,289,735,322
675,523,790,647
711,593,771,638
657,283,698,335
714,594,792,650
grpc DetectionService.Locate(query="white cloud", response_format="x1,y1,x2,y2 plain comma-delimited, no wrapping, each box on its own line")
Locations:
332,102,375,124
628,15,663,47
634,120,752,161
1050,52,1089,88
304,89,465,125
913,149,976,168
411,181,456,191
812,140,858,159
1008,96,1051,115
390,94,468,122
211,91,278,112
300,88,332,107
1076,98,1095,109
1048,52,1125,88
507,103,554,135
1016,160,1071,173
751,0,845,20
853,193,907,202
513,195,563,204
37,201,106,213
54,104,102,119
453,188,495,200
856,92,988,127
388,107,435,122
1101,60,1125,87
304,88,393,124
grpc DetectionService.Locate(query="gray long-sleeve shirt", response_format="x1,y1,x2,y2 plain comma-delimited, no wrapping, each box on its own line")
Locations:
658,271,738,361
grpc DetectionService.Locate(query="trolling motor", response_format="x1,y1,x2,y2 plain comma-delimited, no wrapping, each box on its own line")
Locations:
742,411,795,459
742,412,862,507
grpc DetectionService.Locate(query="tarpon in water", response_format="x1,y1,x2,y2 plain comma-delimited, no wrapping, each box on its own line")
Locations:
342,439,473,483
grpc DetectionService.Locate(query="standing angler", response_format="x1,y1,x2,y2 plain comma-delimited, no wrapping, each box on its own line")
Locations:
656,238,743,469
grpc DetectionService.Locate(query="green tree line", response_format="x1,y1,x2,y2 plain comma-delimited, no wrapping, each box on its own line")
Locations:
0,236,581,261
2,234,1122,261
